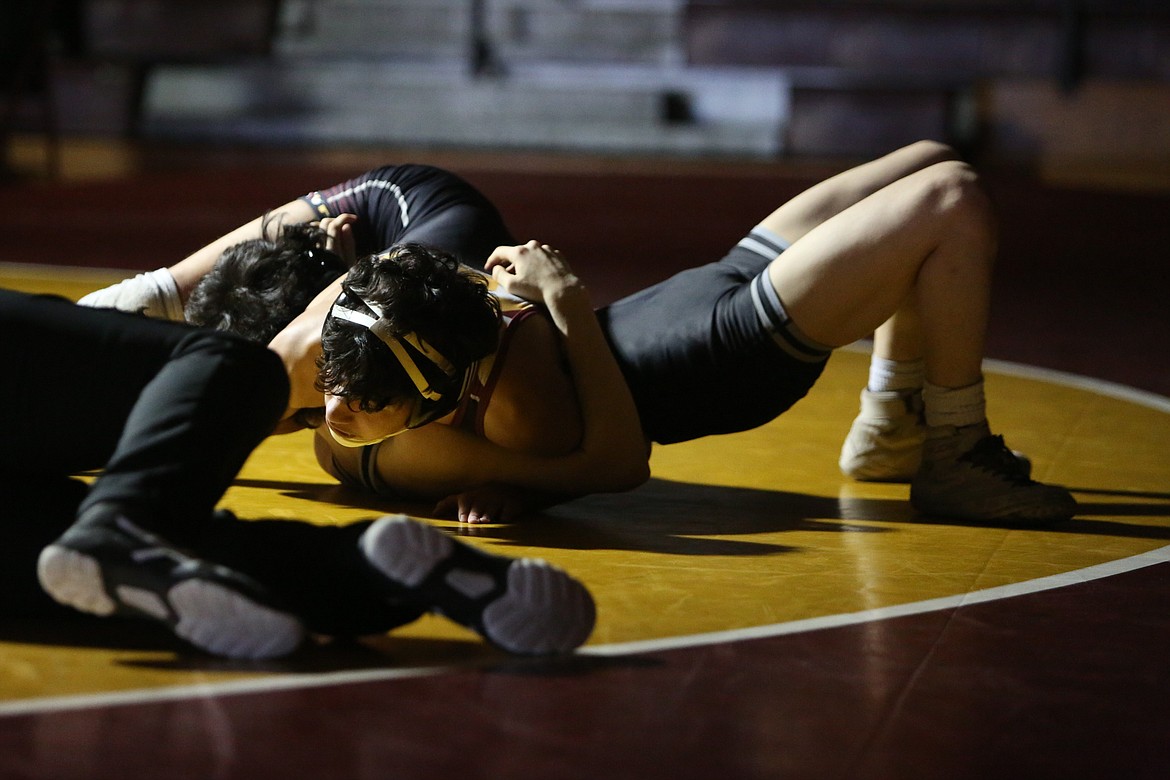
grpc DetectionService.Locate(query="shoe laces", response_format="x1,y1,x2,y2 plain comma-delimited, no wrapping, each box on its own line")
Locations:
959,435,1033,484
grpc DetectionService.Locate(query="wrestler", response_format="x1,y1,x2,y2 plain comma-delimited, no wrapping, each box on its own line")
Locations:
2,290,595,658
78,142,1077,525
78,164,512,319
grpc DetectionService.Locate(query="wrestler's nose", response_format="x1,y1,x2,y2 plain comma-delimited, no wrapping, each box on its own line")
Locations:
324,395,355,428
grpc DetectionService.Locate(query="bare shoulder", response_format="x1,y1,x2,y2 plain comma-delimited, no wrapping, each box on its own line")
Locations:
269,310,326,409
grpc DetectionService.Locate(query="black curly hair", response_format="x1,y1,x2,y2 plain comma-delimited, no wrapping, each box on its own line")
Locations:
317,243,501,412
185,217,347,344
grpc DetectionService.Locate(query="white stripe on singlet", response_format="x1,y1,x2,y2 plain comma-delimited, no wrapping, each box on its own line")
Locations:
736,225,790,260
318,178,412,228
737,236,780,260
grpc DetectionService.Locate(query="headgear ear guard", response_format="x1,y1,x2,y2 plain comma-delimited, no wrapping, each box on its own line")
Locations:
327,290,472,429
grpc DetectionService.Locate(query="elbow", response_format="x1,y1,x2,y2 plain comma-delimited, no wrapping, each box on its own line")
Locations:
602,449,651,493
625,460,652,491
627,451,652,489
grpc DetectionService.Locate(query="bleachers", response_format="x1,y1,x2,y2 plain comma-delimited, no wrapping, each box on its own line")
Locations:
686,0,1170,164
5,0,1170,173
139,0,789,156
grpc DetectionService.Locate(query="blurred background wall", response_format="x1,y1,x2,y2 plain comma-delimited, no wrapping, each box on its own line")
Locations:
4,0,1169,189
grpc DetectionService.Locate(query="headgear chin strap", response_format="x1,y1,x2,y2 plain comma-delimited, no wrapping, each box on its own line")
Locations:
327,290,471,429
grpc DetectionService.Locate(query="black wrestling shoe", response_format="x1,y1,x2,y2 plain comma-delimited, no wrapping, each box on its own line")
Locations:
911,424,1077,523
37,506,305,660
358,515,596,655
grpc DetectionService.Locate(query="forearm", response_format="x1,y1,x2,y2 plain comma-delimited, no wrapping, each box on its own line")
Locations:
169,199,318,303
77,199,320,319
536,282,649,491
347,410,643,504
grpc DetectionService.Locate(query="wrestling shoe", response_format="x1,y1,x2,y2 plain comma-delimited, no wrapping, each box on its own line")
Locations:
841,389,1033,483
839,389,927,482
910,424,1077,523
37,505,306,660
358,515,596,655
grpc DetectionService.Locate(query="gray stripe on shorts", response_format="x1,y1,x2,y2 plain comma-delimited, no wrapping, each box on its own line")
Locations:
750,272,831,363
736,225,792,260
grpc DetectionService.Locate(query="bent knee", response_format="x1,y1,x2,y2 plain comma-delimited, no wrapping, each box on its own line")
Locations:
904,139,962,168
920,160,995,236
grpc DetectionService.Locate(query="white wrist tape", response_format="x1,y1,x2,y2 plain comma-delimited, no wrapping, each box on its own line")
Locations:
77,268,185,321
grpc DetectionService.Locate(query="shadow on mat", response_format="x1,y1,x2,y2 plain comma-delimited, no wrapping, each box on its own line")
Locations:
230,477,1170,554
241,477,905,557
454,478,906,557
0,617,659,678
423,478,1170,553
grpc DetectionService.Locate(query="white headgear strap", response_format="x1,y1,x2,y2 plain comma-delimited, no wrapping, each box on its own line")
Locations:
328,295,456,401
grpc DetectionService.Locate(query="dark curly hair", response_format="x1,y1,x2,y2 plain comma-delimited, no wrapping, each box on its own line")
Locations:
185,217,348,344
317,243,501,411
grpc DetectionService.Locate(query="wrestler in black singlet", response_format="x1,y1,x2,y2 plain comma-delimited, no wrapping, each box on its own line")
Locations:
301,164,513,270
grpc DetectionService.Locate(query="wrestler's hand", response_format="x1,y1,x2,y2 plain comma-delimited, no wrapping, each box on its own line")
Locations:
485,241,581,305
434,484,540,524
314,212,358,266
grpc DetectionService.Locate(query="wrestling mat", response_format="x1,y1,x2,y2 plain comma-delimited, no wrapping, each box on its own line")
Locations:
3,263,1169,714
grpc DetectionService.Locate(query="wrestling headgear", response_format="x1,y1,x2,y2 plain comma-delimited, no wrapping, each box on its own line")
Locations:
326,290,472,431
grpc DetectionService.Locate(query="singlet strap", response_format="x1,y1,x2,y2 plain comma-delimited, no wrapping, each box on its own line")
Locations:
449,305,539,435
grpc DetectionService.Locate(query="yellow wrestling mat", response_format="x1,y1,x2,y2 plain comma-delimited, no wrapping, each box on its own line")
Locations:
3,264,1169,709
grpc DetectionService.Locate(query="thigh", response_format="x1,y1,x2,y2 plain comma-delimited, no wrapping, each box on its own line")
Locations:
760,140,959,246
79,327,289,532
0,290,193,473
763,162,969,348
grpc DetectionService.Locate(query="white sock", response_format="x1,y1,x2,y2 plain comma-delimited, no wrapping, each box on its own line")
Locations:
868,357,925,394
922,380,986,429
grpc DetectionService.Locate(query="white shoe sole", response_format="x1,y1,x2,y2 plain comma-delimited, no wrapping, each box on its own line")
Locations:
360,516,596,655
37,544,305,660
